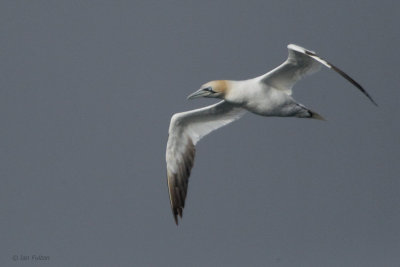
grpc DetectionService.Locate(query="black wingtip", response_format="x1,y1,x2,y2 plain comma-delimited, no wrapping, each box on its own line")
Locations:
328,64,378,107
172,208,183,225
304,48,378,107
367,94,378,107
369,97,378,107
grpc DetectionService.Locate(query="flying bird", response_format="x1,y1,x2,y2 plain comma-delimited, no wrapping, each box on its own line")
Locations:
166,44,376,225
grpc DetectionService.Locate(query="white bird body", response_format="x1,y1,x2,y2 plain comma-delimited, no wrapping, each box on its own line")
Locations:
224,79,295,116
166,44,376,225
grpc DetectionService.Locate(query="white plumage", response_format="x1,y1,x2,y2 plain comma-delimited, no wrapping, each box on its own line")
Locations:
166,44,376,225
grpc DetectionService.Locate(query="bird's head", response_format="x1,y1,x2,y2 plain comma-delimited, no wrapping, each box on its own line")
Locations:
187,80,228,100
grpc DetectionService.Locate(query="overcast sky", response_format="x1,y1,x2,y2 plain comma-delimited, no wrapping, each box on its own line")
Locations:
1,1,399,266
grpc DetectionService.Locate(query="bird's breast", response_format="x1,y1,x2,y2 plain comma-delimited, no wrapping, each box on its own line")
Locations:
241,88,293,116
225,80,293,116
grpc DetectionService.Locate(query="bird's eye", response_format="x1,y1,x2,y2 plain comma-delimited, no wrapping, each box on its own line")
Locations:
204,87,214,92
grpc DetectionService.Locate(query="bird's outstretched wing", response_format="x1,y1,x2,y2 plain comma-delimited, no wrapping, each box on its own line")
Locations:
166,100,246,224
261,44,377,105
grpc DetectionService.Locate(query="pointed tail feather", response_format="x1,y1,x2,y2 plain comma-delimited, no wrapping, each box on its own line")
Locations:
309,110,325,121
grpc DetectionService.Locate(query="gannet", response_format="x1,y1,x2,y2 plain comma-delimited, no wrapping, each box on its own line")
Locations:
166,44,376,225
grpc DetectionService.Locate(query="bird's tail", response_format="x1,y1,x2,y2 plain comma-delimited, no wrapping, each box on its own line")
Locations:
295,103,325,121
308,109,325,120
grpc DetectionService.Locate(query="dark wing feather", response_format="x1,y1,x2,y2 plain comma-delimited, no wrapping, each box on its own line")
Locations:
262,44,377,106
166,101,245,225
167,138,195,224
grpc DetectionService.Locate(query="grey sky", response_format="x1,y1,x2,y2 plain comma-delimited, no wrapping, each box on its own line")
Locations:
1,1,399,266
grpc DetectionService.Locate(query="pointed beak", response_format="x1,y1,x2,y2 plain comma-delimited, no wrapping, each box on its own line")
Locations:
187,88,209,100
